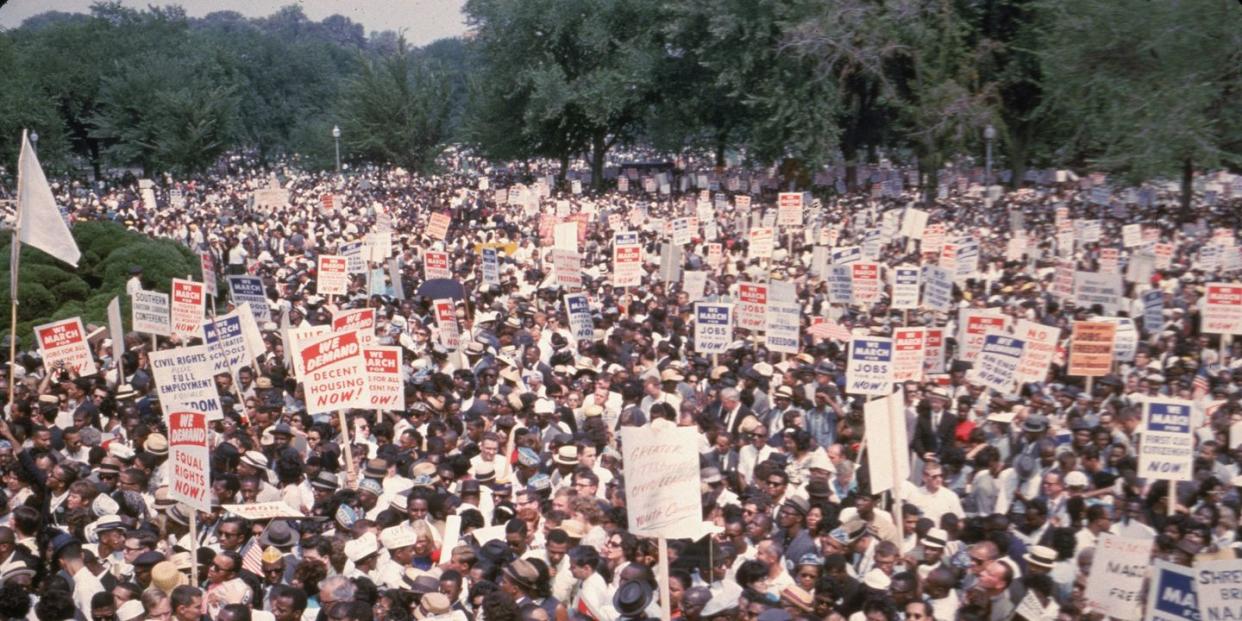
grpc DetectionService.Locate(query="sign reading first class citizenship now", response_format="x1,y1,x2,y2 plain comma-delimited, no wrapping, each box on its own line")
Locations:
1203,282,1242,335
1140,398,1195,481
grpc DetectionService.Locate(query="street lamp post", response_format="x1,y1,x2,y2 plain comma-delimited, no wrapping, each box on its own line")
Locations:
983,124,996,186
29,131,39,154
332,125,341,175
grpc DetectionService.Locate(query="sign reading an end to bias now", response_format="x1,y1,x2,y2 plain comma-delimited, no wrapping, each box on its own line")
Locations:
846,337,893,396
1140,398,1195,481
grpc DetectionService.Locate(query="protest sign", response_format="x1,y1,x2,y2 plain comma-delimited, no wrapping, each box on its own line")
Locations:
1052,260,1075,299
424,250,451,280
340,240,367,274
1102,316,1138,362
1145,560,1198,621
748,227,774,259
683,270,707,301
613,232,642,287
923,328,946,375
1143,289,1165,331
777,192,804,226
864,392,910,494
892,327,925,382
481,247,500,287
34,317,97,376
1127,252,1154,284
1196,559,1242,621
764,300,800,354
333,308,376,346
705,243,723,269
222,503,305,520
960,310,1010,362
671,217,693,245
167,410,210,513
1074,271,1124,314
832,245,862,265
921,223,945,254
736,282,768,331
922,265,954,312
427,212,451,240
552,249,582,288
150,345,224,420
1083,534,1151,620
300,330,369,416
852,262,881,306
846,337,894,396
901,208,928,238
953,238,980,282
364,346,404,411
1068,321,1116,377
970,332,1026,393
132,289,171,336
388,257,404,300
565,293,594,342
1202,282,1242,335
658,243,681,283
828,265,854,305
620,425,702,538
694,303,733,354
200,252,217,298
202,304,264,381
367,231,392,262
1153,242,1174,269
432,299,460,351
170,278,206,340
1013,320,1059,386
1099,247,1119,273
1139,398,1195,481
226,276,270,323
890,266,920,309
316,255,349,296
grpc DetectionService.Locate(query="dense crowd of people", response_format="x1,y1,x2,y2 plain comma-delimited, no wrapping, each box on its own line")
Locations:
0,151,1238,621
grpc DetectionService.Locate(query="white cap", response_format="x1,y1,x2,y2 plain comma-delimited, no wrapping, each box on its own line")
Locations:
344,532,379,562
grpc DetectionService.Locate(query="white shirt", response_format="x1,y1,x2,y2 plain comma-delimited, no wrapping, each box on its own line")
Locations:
909,485,965,526
72,565,105,621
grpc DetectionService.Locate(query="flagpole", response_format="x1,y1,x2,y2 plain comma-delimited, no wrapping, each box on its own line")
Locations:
7,230,18,415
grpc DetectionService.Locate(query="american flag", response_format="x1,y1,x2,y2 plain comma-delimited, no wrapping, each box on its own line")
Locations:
1193,366,1211,399
808,320,852,342
241,540,263,575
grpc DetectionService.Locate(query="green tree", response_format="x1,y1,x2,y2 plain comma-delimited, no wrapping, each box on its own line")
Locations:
464,0,664,188
1038,0,1242,210
339,40,454,173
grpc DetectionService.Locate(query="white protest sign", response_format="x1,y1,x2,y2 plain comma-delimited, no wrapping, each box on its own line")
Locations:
960,310,1010,362
901,208,928,238
170,278,206,340
1203,282,1242,335
613,231,642,287
748,227,774,259
167,410,211,513
846,337,894,396
316,255,349,296
552,249,582,288
891,266,920,309
222,503,305,520
481,247,500,287
300,330,369,416
694,303,733,354
1143,289,1165,332
565,293,593,342
764,300,800,354
34,317,98,377
1074,271,1124,314
340,240,367,274
1122,223,1142,248
201,304,264,381
970,332,1026,393
1196,559,1242,621
432,299,460,351
683,271,707,301
892,327,925,383
1083,534,1151,620
923,328,946,375
620,426,702,538
364,346,404,411
736,282,768,331
132,289,171,336
852,262,881,306
150,345,224,421
200,253,218,298
777,192,804,227
226,276,270,323
423,250,451,280
832,245,862,265
828,265,854,306
1013,320,1059,386
1139,398,1195,482
922,266,954,312
1146,560,1198,621
367,231,392,262
864,395,897,493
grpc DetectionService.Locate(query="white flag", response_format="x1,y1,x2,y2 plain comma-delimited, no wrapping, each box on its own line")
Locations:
17,130,80,268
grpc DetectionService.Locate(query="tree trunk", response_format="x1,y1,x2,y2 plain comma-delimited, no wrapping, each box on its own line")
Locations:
590,130,607,191
1008,135,1028,190
556,152,569,187
842,142,859,192
714,130,728,169
1180,157,1193,217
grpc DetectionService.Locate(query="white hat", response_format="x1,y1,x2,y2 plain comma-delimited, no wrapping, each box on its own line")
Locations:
380,525,418,550
345,532,380,562
862,568,891,590
806,451,835,473
241,451,269,470
1065,471,1089,488
534,399,555,414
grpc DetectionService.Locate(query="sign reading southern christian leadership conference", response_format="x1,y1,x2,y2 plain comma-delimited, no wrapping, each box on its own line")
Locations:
694,303,733,354
1140,398,1195,481
846,337,894,396
300,330,369,416
168,409,210,513
620,425,702,539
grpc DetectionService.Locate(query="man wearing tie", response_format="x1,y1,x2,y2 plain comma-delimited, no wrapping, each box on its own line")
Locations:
913,387,958,458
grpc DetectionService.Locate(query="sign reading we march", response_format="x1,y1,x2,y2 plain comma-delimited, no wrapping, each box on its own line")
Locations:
1139,398,1194,481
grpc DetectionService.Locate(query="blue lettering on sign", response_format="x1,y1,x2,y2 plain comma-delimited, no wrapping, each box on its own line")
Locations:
1156,569,1199,620
697,305,730,324
204,317,242,342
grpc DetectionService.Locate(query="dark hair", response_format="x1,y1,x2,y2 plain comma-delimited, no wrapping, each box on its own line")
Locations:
0,582,31,619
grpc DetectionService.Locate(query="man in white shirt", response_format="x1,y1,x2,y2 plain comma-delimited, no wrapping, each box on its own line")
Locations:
909,462,965,527
59,540,104,621
469,432,511,482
